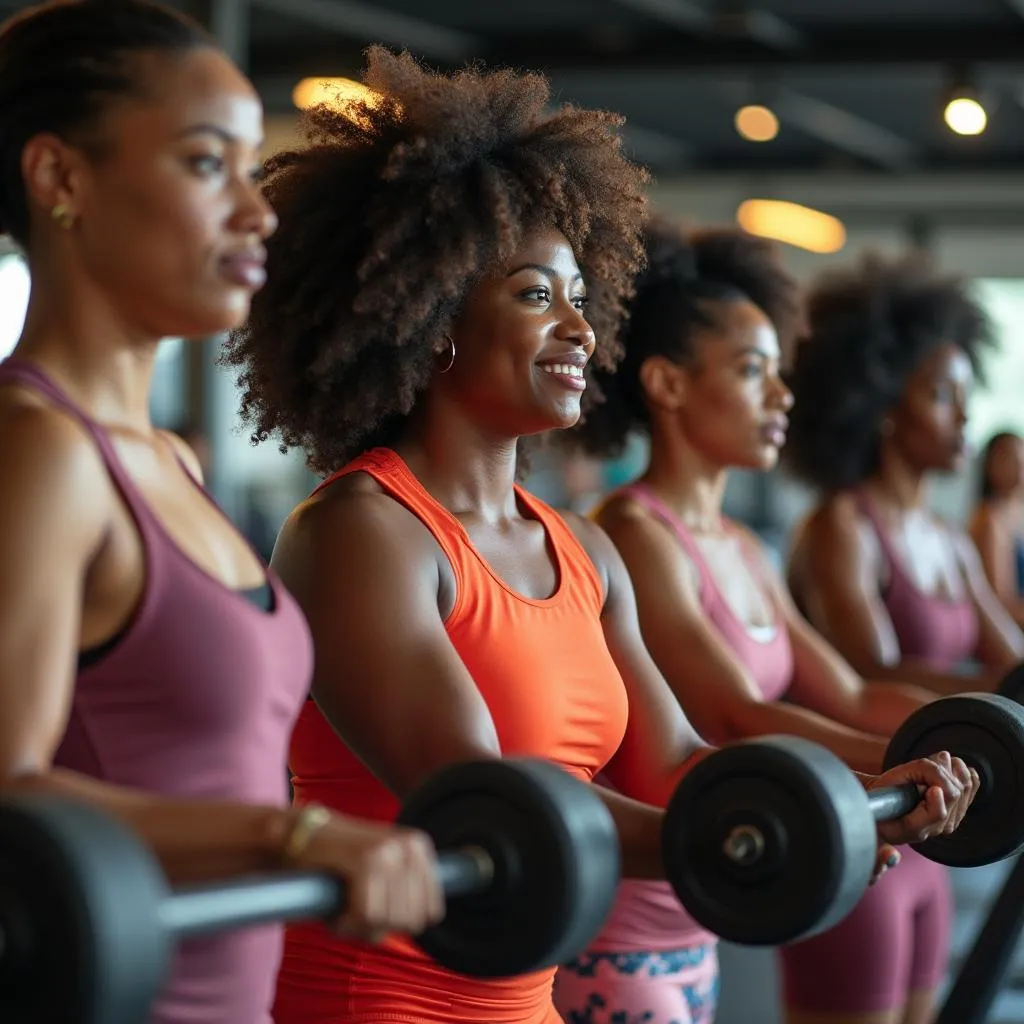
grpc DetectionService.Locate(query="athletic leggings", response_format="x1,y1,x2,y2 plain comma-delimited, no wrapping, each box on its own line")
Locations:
554,944,720,1023
780,848,952,1014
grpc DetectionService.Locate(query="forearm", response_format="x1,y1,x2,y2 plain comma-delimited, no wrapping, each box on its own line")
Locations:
863,660,1001,696
4,768,298,883
594,747,714,879
721,700,889,775
850,679,936,734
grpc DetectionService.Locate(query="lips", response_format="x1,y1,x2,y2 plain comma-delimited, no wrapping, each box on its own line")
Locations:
760,418,789,447
219,248,267,289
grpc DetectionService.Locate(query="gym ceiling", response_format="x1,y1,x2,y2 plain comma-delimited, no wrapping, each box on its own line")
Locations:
4,0,1024,174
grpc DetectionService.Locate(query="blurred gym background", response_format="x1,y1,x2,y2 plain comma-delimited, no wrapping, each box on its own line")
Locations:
2,0,1024,1019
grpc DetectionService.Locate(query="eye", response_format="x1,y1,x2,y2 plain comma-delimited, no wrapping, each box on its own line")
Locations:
573,295,589,311
249,163,267,184
741,359,765,378
188,154,224,176
521,286,551,303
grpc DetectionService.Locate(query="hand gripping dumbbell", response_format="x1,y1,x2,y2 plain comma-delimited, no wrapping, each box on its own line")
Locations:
661,693,1024,946
0,759,620,1024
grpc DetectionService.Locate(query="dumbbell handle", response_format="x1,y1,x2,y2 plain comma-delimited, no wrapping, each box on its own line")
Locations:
158,846,493,939
724,784,923,865
867,784,923,822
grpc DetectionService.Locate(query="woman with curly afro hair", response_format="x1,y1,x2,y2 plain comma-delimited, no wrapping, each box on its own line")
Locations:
563,220,976,1024
224,50,971,1024
785,254,1024,699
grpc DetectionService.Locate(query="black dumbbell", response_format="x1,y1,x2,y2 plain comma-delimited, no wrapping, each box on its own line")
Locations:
0,758,621,1024
661,693,1024,946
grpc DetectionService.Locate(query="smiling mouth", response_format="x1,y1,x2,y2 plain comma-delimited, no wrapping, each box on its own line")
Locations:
538,363,587,391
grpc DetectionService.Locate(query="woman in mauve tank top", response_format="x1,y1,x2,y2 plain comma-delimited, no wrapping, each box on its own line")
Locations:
224,52,975,1024
560,220,980,1024
785,255,1024,695
0,5,447,1023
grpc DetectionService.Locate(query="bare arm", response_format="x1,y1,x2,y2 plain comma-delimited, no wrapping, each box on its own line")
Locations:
798,498,1000,695
0,407,442,938
969,511,1024,627
954,530,1024,671
596,503,891,775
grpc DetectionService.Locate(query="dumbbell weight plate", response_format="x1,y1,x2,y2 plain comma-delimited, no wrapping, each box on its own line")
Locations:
397,758,621,977
883,692,1024,867
997,665,1024,704
0,796,171,1024
662,737,878,946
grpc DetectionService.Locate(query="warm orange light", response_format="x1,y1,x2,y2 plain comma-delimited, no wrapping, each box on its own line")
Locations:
291,77,384,115
735,105,780,143
737,199,846,254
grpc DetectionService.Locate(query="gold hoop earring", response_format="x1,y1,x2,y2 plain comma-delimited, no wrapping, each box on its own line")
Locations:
438,335,455,374
51,204,74,230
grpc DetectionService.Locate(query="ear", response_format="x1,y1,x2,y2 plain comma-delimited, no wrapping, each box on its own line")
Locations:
639,355,687,412
20,133,93,226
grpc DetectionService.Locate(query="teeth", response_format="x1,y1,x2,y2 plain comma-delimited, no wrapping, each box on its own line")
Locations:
542,364,584,378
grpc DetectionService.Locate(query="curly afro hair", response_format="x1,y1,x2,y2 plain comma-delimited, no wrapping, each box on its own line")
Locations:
221,46,648,475
568,216,803,459
783,252,994,493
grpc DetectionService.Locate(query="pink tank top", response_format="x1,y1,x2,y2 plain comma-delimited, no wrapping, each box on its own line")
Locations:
0,360,313,1024
857,494,978,670
585,483,794,953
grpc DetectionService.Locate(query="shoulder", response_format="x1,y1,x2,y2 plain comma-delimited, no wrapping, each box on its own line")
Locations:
0,390,113,550
274,471,444,589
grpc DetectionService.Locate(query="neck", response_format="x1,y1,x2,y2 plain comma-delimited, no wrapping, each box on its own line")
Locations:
397,401,521,522
11,265,162,431
640,423,729,533
868,440,928,511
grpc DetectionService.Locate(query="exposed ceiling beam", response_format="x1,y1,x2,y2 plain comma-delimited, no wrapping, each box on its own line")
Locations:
473,27,1024,71
609,0,804,51
248,0,481,62
771,86,917,170
619,122,694,168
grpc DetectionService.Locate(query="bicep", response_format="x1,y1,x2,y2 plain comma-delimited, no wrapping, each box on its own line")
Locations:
0,414,107,780
272,498,501,798
605,515,771,745
571,518,707,805
803,514,902,674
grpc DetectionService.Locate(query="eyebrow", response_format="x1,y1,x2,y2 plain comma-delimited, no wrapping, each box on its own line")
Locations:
734,345,776,359
506,262,584,283
174,123,263,148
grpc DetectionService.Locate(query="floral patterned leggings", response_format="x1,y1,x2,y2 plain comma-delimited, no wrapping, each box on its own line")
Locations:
554,944,720,1024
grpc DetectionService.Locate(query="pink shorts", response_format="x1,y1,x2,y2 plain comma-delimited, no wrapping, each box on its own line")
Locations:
554,944,719,1024
780,848,952,1014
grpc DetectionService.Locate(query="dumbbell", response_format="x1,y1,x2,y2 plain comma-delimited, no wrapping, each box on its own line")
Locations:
662,693,1024,946
0,758,620,1024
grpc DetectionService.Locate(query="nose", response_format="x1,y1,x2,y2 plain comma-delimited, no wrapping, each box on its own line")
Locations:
234,177,278,240
556,301,596,354
772,372,794,411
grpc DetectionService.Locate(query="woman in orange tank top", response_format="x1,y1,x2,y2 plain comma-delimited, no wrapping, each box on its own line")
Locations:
224,50,976,1024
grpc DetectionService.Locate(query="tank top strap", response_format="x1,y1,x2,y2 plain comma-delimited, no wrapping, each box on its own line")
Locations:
314,448,476,607
854,490,903,581
0,358,163,533
615,482,714,603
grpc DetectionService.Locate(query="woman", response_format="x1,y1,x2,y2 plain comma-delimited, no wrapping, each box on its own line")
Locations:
785,254,1024,694
225,53,975,1024
563,220,966,1024
969,430,1024,626
0,4,445,1023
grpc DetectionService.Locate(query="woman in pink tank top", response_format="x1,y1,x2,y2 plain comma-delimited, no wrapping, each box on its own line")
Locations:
563,220,975,1024
785,255,1024,694
0,5,445,1022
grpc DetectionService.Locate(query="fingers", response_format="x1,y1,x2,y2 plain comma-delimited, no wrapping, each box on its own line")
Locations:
869,843,901,886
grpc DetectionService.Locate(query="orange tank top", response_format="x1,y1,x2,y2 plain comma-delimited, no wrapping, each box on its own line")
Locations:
273,448,630,1024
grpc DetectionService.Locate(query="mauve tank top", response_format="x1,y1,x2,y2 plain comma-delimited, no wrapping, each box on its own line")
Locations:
583,482,794,953
856,493,978,670
0,359,314,1024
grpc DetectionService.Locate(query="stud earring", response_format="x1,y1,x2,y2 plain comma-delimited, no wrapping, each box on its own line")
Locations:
50,204,74,230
